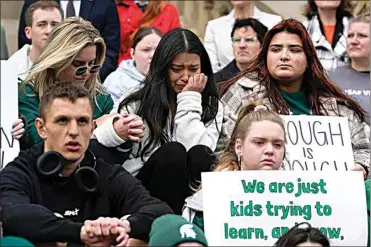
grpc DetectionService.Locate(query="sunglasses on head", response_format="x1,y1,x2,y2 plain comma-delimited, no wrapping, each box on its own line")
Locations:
74,64,102,76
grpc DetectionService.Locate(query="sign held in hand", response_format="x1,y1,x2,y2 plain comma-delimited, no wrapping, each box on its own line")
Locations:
0,60,20,170
281,115,354,171
202,171,367,246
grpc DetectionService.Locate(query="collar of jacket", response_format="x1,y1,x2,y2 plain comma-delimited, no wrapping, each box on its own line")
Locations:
309,15,350,47
236,76,340,115
316,13,347,49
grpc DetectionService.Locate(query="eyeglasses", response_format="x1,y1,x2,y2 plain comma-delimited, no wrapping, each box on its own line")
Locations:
73,64,102,76
232,36,259,43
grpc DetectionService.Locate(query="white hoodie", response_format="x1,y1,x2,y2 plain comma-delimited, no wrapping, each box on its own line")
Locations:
104,59,145,103
8,44,32,80
93,88,224,176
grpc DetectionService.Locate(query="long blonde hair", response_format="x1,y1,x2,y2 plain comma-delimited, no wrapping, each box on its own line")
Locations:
21,17,107,100
215,100,286,172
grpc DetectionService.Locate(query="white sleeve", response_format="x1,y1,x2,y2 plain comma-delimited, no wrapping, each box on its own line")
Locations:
93,115,126,147
173,91,223,151
93,98,138,147
204,22,220,73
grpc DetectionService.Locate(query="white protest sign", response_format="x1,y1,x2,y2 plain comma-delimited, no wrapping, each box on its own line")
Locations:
0,60,20,169
202,171,367,246
281,115,354,171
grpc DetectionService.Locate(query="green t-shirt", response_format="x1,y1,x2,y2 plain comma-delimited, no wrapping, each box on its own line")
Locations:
280,89,311,115
193,211,205,232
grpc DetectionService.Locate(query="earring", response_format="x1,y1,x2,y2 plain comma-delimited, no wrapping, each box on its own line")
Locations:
237,155,242,167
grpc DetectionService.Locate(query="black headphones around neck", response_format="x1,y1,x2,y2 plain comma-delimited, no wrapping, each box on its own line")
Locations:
36,150,99,193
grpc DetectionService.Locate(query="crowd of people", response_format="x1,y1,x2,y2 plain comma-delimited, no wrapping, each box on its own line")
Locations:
0,0,370,246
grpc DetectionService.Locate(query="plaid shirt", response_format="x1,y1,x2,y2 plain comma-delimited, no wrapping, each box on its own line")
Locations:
217,76,370,172
303,15,350,73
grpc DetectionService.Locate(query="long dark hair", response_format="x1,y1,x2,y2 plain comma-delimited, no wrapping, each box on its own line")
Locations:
274,222,330,247
219,19,365,121
118,28,219,159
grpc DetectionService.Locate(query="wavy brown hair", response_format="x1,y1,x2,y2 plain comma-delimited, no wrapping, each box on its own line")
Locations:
303,0,353,19
215,100,286,172
218,19,365,122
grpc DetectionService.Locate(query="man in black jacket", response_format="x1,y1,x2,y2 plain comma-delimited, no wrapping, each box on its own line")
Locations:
0,82,173,246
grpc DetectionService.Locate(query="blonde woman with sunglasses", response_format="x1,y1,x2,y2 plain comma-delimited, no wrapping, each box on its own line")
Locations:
18,17,117,150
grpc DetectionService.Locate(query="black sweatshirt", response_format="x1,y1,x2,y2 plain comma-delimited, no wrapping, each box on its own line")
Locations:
213,59,240,84
0,143,173,245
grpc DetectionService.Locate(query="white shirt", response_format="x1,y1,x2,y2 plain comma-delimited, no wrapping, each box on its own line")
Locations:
204,6,282,72
60,0,81,17
8,44,33,80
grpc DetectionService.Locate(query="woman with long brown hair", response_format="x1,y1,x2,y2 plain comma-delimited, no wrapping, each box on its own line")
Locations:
115,0,180,64
219,18,369,178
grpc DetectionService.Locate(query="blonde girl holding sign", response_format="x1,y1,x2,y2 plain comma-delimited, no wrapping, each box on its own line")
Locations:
182,100,286,230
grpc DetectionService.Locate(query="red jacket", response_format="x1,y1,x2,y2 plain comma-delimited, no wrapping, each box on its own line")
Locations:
116,0,181,64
